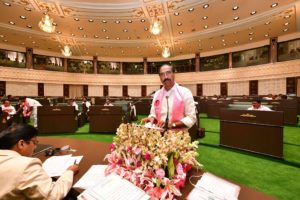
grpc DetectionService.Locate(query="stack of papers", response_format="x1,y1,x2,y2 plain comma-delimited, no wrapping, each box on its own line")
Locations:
42,154,83,177
76,165,150,200
188,172,240,200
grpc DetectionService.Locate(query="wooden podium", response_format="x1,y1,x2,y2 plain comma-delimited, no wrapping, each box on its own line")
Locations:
220,109,284,158
89,106,123,133
38,106,77,133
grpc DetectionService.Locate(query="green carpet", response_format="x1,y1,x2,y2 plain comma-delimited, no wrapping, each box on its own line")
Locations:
38,115,300,200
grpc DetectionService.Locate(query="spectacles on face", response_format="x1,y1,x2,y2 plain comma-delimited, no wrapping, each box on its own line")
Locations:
159,70,172,77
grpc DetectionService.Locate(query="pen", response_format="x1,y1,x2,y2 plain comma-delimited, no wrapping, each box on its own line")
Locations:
74,160,77,165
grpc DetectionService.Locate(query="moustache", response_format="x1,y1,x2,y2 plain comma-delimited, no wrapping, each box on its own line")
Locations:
163,78,171,83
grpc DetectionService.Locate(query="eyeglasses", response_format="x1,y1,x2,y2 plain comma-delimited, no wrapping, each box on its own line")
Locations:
26,139,39,145
159,70,172,77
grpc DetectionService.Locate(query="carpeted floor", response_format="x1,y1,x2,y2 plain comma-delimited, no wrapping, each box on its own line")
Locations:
39,114,300,200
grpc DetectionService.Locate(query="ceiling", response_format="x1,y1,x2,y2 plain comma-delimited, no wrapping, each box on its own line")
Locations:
0,0,299,59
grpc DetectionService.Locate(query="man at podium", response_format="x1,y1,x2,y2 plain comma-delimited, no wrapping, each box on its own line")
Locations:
142,64,196,131
0,124,79,199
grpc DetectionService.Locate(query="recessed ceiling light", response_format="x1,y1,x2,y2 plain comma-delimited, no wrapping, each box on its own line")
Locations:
9,21,15,25
102,29,107,32
74,17,79,21
222,39,225,42
116,37,120,40
94,35,99,38
210,46,214,49
174,12,180,16
25,7,31,11
235,41,239,44
52,22,57,26
21,42,25,45
115,20,120,24
264,34,269,37
223,43,226,46
4,2,11,6
71,33,75,36
57,31,62,34
88,19,94,22
3,39,8,42
144,27,148,31
265,21,271,25
218,22,223,25
123,29,128,32
105,36,109,39
127,36,131,39
0,35,4,38
83,34,87,38
250,11,257,15
128,20,133,23
284,15,290,19
26,24,32,28
233,16,239,21
204,25,208,29
202,16,208,20
141,19,145,23
283,28,288,32
20,16,26,19
78,27,83,30
32,41,35,44
179,31,183,34
232,6,239,10
284,22,289,26
188,8,194,12
249,32,253,35
271,3,278,8
203,4,209,9
177,22,182,26
249,37,253,41
29,36,32,39
102,20,107,23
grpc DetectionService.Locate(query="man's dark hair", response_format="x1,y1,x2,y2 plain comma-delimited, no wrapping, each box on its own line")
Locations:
19,96,26,101
0,124,38,149
159,64,175,73
253,98,261,104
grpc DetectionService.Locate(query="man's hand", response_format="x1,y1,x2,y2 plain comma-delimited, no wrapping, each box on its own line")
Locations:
141,117,156,124
67,164,79,175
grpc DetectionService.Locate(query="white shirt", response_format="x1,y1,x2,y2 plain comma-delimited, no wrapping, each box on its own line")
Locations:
1,105,16,115
26,98,42,108
82,101,91,111
149,83,196,128
248,105,272,111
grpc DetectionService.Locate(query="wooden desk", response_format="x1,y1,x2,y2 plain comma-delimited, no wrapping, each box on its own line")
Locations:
220,109,284,158
207,100,232,118
37,137,277,200
37,106,77,133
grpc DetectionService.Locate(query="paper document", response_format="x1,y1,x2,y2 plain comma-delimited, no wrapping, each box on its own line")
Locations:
78,174,150,200
188,172,240,200
144,122,164,132
42,155,83,177
73,165,109,189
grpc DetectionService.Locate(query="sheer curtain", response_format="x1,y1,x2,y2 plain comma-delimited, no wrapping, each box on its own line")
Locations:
69,85,83,98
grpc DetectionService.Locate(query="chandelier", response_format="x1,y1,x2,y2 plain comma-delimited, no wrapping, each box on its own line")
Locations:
149,17,162,35
38,14,55,33
162,47,170,58
61,45,72,57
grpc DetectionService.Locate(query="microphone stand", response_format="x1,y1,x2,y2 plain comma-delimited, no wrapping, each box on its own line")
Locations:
164,96,169,131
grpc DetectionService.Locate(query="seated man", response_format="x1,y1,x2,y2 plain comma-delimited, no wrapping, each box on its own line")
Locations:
0,124,79,199
248,99,272,111
142,64,196,131
104,99,114,106
1,100,16,125
68,99,79,111
82,97,91,112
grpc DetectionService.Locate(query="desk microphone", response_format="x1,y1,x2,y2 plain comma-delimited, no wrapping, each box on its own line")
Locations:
164,95,169,131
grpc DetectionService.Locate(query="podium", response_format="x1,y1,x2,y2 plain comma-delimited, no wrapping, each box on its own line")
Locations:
220,109,284,158
89,106,123,133
38,106,77,133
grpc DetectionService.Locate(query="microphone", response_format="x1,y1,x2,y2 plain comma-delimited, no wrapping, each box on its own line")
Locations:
164,95,169,131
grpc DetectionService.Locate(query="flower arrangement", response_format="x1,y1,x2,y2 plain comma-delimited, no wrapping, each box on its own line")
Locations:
104,123,202,199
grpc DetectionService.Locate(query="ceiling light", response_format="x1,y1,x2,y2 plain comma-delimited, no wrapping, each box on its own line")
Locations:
71,33,75,36
233,16,239,21
141,19,145,23
9,21,15,25
249,32,253,35
26,24,32,28
94,35,99,38
0,35,4,38
21,42,25,45
179,31,183,34
123,29,128,32
218,22,223,25
61,45,72,57
202,16,208,20
25,7,31,11
4,2,11,6
115,20,120,24
284,15,290,19
57,31,62,34
174,12,180,16
204,25,208,29
249,37,253,41
250,11,257,15
3,39,8,42
271,3,278,8
188,8,194,12
235,41,239,44
83,34,87,37
20,16,26,19
162,47,170,58
32,41,35,44
203,4,209,9
149,17,162,35
222,39,225,42
74,17,79,21
105,36,109,39
284,22,289,26
144,27,149,31
128,20,133,23
102,29,107,32
283,28,288,32
78,27,83,30
177,22,182,26
264,34,269,37
127,36,131,39
102,20,107,23
38,14,55,33
116,37,120,40
88,19,94,22
232,6,239,10
265,21,271,25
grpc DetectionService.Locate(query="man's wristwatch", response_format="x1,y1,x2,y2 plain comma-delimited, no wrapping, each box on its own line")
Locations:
172,123,176,128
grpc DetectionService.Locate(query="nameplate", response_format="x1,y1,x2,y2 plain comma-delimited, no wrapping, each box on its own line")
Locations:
240,113,256,118
52,108,61,111
101,108,110,111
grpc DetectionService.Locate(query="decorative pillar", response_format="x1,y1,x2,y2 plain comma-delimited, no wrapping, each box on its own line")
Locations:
195,53,200,72
270,37,278,63
63,58,68,72
143,57,148,74
25,47,33,69
93,56,98,74
120,62,123,74
229,52,233,69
